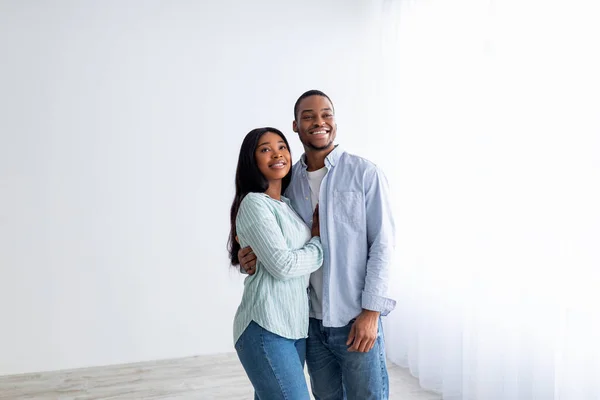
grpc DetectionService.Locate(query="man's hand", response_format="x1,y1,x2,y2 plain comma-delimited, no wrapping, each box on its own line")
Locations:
346,310,380,353
238,246,257,275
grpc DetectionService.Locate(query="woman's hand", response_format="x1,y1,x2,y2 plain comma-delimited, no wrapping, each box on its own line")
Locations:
311,204,320,237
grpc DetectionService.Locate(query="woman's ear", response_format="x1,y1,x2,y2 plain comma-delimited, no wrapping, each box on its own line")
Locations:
235,235,240,244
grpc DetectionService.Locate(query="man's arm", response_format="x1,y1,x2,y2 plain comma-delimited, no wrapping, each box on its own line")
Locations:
347,165,396,352
239,246,257,275
362,165,396,313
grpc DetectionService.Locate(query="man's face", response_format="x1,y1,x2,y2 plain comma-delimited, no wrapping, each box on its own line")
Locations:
293,95,337,152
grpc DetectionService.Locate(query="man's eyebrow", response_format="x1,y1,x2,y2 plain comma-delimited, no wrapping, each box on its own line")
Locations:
258,140,285,147
301,107,332,115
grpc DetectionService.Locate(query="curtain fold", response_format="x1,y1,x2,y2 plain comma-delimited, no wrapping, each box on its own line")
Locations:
364,1,600,398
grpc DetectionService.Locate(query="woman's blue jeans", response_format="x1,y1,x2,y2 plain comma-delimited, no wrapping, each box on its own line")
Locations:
235,321,311,400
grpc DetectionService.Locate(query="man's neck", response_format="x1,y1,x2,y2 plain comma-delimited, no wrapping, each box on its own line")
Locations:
305,146,335,172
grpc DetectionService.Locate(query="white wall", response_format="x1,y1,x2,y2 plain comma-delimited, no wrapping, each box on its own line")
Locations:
0,0,380,375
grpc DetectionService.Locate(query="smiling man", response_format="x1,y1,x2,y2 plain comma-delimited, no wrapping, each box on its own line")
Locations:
239,90,396,399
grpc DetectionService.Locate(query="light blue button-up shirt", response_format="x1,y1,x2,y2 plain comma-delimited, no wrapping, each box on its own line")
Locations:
285,146,396,327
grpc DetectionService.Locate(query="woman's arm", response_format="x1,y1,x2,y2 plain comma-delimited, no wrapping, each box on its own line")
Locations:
236,194,323,281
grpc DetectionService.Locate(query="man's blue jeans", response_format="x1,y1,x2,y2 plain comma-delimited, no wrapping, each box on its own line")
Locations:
235,321,311,400
306,317,389,400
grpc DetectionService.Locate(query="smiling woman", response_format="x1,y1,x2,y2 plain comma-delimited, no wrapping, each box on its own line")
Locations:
227,127,323,400
228,128,294,265
254,132,292,200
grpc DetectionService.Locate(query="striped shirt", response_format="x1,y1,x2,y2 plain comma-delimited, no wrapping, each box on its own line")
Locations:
233,192,323,343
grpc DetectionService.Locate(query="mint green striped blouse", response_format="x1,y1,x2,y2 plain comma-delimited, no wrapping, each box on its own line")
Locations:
233,192,323,343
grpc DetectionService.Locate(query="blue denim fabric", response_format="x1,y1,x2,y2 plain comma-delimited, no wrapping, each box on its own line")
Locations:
306,318,389,400
235,321,311,400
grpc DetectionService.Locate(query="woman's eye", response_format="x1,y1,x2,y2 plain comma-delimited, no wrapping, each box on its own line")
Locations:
261,148,270,152
280,145,287,150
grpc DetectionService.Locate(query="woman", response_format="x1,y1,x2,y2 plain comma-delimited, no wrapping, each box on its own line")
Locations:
228,127,322,400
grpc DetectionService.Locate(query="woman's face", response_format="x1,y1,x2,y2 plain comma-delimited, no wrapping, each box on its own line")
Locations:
255,132,291,182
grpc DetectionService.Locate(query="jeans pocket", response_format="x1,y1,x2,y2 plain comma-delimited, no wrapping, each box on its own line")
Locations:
236,321,255,353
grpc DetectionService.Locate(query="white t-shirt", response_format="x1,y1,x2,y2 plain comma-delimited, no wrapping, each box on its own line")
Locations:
307,167,327,319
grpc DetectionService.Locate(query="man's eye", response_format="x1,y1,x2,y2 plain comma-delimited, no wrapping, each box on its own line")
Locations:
303,116,313,120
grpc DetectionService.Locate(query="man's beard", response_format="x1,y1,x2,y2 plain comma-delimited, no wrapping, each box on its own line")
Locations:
304,139,334,151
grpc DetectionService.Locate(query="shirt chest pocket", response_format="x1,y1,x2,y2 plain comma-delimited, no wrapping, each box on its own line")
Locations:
332,191,363,227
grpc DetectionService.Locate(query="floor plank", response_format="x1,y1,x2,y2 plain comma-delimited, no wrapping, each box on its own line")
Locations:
0,353,441,399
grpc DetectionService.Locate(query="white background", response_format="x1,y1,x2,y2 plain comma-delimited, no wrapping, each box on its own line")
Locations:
0,0,384,375
2,4,599,395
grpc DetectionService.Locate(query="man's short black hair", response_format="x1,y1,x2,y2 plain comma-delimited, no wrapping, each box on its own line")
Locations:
293,90,335,121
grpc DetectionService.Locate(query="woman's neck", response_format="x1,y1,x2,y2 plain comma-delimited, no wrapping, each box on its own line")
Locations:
265,181,282,201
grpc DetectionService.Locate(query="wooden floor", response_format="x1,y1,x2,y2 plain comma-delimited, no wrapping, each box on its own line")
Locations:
0,353,441,399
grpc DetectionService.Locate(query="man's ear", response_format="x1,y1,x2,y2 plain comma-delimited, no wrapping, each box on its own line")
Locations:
292,120,298,133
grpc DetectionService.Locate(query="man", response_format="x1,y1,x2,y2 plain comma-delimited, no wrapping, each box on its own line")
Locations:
239,90,396,399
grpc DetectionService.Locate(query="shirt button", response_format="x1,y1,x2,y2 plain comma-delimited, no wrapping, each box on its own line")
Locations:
305,197,309,200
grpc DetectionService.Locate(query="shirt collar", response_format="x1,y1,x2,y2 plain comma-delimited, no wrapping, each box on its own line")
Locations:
300,145,343,170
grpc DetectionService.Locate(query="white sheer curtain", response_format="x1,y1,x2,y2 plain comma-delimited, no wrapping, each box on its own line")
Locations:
362,0,600,399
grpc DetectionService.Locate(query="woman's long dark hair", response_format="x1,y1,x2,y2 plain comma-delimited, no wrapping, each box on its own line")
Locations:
228,127,292,265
